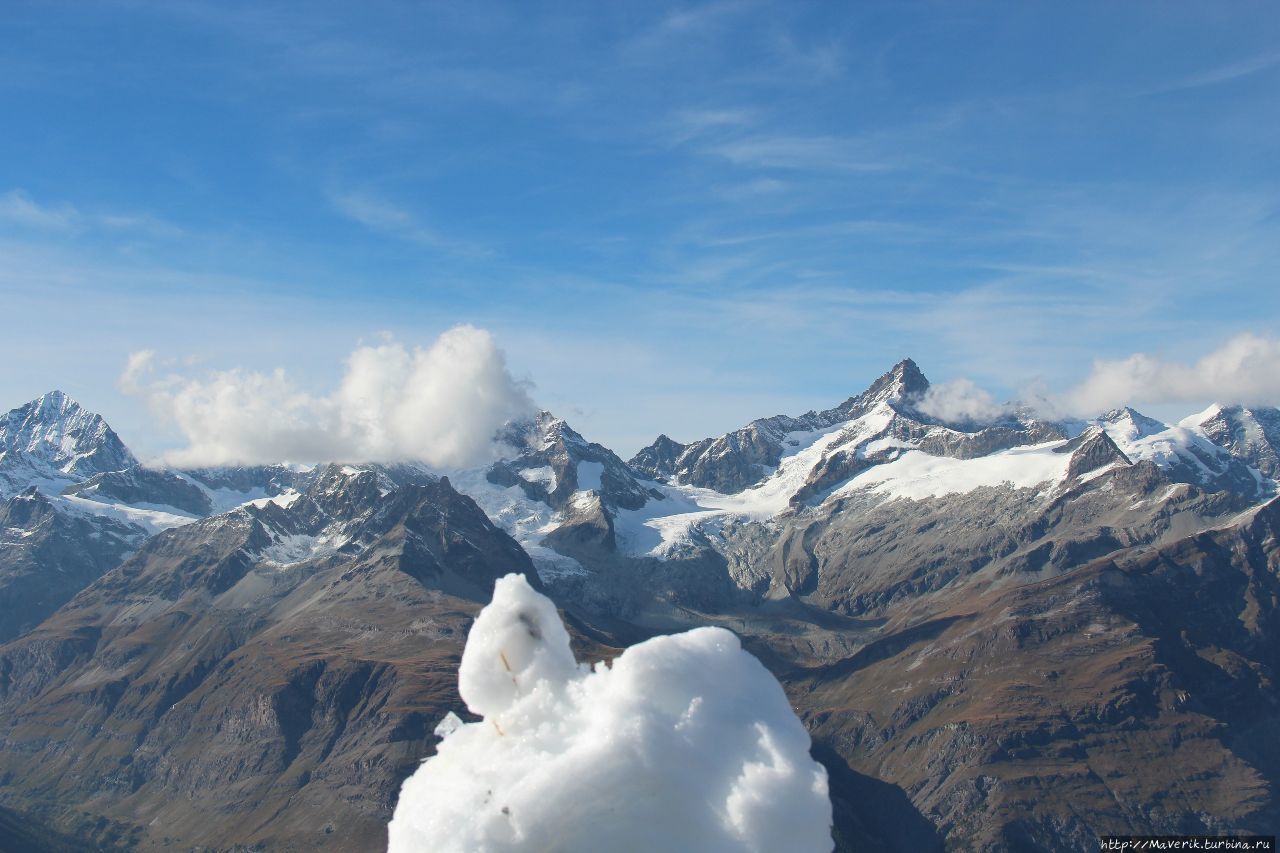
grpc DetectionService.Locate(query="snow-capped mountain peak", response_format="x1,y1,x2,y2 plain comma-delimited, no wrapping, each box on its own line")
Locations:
1095,404,1268,495
1098,406,1168,443
0,390,138,496
1185,402,1280,479
845,357,930,412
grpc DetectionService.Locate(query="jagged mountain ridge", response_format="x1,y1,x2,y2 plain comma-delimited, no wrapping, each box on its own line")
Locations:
630,359,936,492
0,390,478,657
630,360,1271,507
1,369,1279,851
628,359,1064,495
604,362,1272,570
5,373,1271,594
1097,405,1266,495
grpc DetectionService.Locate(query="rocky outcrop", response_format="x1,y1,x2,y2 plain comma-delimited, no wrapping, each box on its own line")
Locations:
495,412,660,512
626,433,686,481
1197,404,1280,479
180,463,301,495
0,489,141,643
1058,426,1131,480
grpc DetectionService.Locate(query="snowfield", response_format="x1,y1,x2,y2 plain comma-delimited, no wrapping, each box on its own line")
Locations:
829,440,1074,502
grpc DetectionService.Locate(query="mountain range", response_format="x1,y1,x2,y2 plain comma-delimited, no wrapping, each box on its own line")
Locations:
1,359,1278,851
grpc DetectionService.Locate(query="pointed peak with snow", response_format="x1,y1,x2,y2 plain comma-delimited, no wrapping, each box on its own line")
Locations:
845,358,931,412
9,390,90,426
1188,402,1280,479
1181,402,1226,429
0,391,138,492
496,410,589,455
1097,406,1168,442
535,410,588,447
33,388,75,411
14,389,92,426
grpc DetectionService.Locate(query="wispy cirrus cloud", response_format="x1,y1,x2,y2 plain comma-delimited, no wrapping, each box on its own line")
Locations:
1141,49,1280,95
0,188,183,238
663,107,759,145
0,189,79,230
707,134,897,173
620,0,756,61
328,190,489,256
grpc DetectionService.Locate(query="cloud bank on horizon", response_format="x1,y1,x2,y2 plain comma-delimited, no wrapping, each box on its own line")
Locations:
1061,332,1280,416
911,332,1280,425
120,325,535,468
117,326,1280,468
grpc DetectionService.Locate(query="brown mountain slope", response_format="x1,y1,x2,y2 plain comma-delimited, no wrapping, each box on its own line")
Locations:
788,496,1280,851
0,477,621,851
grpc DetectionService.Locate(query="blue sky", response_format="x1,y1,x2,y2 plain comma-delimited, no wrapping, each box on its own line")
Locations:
2,1,1279,457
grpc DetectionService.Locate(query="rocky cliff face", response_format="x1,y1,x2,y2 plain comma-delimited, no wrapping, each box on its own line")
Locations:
490,411,660,512
63,466,215,516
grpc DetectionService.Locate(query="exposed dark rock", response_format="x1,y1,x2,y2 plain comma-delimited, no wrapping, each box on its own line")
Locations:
63,466,213,516
1059,426,1131,480
494,412,659,512
180,464,301,495
1198,404,1280,479
626,433,687,481
0,489,141,643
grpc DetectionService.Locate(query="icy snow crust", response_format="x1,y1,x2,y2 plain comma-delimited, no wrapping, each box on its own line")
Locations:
387,574,833,853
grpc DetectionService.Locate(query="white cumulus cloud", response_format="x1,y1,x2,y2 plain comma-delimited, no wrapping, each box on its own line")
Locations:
1062,332,1280,415
388,573,833,853
120,325,535,467
915,378,1010,426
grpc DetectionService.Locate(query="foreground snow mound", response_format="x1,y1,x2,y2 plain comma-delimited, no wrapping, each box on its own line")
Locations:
388,574,833,853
